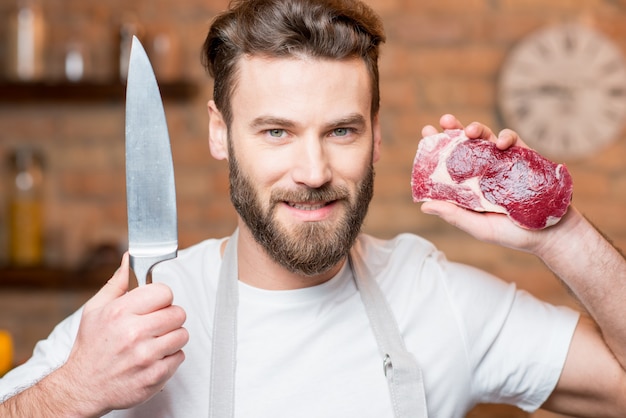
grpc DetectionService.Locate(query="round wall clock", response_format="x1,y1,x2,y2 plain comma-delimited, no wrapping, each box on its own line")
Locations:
497,22,626,160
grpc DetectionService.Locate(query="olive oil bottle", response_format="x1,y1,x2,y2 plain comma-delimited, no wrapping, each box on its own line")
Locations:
8,148,44,267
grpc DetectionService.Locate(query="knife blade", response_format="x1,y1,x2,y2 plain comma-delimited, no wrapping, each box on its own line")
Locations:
125,36,178,286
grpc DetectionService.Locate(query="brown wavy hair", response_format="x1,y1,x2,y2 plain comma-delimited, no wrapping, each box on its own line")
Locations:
201,0,386,126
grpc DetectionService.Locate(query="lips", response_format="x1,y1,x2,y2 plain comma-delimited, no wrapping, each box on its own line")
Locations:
272,184,350,220
287,201,330,211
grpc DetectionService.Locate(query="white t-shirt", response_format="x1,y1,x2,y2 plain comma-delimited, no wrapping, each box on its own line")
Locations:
0,233,579,417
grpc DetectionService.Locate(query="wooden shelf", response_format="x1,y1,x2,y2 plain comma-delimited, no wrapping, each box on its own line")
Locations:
0,244,124,290
0,266,109,290
0,79,198,103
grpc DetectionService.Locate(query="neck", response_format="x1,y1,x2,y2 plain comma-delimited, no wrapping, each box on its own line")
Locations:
228,220,345,290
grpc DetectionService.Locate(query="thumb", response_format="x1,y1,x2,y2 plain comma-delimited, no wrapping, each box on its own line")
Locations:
83,252,130,313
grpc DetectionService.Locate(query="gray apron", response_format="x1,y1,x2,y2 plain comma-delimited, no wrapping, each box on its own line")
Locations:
209,229,427,417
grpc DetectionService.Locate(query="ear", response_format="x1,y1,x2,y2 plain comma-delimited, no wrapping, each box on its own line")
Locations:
208,100,229,161
372,113,382,163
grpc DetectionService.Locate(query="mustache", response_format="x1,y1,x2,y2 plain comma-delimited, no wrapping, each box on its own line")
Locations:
270,184,350,204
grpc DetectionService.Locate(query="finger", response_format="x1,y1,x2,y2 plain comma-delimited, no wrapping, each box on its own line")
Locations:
125,283,175,315
146,305,187,338
439,114,464,130
465,122,497,142
136,349,186,395
157,349,186,382
84,252,130,313
162,350,186,377
154,327,189,358
420,200,458,220
422,114,464,137
496,128,529,150
421,124,439,137
421,200,517,242
421,200,493,234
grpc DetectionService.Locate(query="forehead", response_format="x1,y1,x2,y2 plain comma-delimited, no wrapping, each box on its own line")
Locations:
230,55,373,123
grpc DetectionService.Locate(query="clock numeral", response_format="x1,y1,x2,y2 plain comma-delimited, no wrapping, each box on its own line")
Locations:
608,87,626,98
563,31,576,54
534,41,551,59
560,132,571,151
515,103,530,121
605,107,616,121
601,59,623,76
583,40,601,63
508,88,526,98
585,125,598,142
602,102,622,121
533,122,548,142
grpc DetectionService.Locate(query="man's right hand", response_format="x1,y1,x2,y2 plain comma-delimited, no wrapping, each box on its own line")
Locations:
0,253,189,418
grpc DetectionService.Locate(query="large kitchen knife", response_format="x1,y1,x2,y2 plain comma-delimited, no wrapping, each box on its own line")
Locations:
125,36,177,286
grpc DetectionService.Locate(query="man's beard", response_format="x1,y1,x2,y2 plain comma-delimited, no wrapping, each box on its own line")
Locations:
228,144,374,277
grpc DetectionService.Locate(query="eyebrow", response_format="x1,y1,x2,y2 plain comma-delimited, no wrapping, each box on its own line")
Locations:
328,113,367,129
249,113,367,130
250,116,296,129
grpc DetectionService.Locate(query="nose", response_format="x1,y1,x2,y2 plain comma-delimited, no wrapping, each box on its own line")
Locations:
291,137,332,188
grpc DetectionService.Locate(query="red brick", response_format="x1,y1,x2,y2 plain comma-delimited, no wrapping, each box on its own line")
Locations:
0,0,623,325
59,170,124,200
409,45,505,77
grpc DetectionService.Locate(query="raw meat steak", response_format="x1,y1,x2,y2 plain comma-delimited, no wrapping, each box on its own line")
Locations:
411,129,573,230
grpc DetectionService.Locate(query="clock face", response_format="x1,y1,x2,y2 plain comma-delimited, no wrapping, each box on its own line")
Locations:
498,23,626,160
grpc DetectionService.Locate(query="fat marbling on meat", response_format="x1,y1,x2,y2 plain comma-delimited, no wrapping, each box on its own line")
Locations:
411,129,573,230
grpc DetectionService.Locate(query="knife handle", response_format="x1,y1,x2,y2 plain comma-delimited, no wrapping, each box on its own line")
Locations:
130,252,177,286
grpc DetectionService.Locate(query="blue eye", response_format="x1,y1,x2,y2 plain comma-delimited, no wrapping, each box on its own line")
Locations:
268,129,284,137
333,128,350,136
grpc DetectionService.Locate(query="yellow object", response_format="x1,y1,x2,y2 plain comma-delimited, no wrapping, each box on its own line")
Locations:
0,330,14,376
7,148,44,267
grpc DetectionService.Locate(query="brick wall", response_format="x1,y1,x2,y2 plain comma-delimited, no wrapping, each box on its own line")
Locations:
0,0,622,280
1,1,625,416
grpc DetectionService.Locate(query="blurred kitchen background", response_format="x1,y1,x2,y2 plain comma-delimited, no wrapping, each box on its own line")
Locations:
1,0,625,416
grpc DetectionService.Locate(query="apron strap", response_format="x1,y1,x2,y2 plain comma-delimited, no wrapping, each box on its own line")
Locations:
208,230,428,417
209,229,239,418
349,251,428,418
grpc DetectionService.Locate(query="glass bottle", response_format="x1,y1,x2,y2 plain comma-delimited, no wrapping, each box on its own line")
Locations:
5,0,46,81
116,13,144,81
0,330,13,377
8,148,44,267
